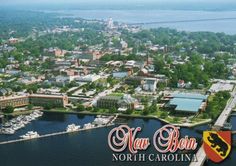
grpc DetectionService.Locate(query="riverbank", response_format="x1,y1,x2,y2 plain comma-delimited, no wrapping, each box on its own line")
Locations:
42,109,212,128
3,110,34,117
3,107,43,117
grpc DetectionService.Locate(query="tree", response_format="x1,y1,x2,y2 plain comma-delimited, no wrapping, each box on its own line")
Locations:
44,103,54,110
160,112,168,119
86,106,93,111
173,117,180,123
142,107,149,115
60,86,69,93
125,109,133,114
154,57,165,73
93,107,99,112
77,104,85,112
27,84,38,93
4,106,14,113
109,107,117,113
27,104,34,110
149,101,158,113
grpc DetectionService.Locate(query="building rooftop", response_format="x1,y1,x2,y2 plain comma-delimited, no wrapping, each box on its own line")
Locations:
0,95,29,101
172,93,208,100
209,82,233,93
169,98,203,113
167,93,208,113
99,96,122,100
30,94,66,99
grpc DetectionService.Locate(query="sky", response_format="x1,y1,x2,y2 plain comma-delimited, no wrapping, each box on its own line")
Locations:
1,0,235,11
1,0,235,5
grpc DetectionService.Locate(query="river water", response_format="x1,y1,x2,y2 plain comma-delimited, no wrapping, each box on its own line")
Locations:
48,9,236,34
0,112,235,166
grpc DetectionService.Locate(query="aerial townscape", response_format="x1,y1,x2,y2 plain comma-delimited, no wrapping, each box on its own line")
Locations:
0,6,236,166
1,10,236,127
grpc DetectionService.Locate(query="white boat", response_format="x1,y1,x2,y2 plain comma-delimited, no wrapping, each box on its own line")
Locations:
83,123,95,129
22,120,29,125
10,119,17,123
94,118,109,124
16,116,23,121
2,122,12,127
34,110,43,115
1,128,15,135
25,116,34,121
32,111,43,117
93,116,111,125
11,122,24,130
29,114,36,120
20,131,39,139
11,125,19,131
66,124,81,132
30,113,38,118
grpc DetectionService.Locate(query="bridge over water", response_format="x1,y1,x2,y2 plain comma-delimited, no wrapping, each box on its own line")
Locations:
128,17,236,26
189,87,236,166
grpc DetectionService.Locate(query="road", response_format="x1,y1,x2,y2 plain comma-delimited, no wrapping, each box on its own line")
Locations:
189,87,236,166
91,83,122,106
214,87,236,127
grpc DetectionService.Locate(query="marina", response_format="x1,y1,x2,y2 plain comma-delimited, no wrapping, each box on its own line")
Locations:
0,123,115,145
0,113,235,166
0,114,117,145
0,110,43,135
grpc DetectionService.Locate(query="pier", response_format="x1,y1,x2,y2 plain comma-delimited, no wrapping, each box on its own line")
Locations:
107,114,118,125
0,124,114,145
0,115,118,145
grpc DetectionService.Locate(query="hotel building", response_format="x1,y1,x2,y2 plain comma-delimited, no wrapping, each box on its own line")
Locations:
0,94,68,110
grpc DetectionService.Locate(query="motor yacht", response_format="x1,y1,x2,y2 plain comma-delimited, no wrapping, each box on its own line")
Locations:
66,124,81,132
20,131,39,139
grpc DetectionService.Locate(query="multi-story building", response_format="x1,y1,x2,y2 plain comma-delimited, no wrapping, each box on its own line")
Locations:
125,76,143,86
29,94,68,107
97,96,121,109
0,94,68,110
0,95,30,110
143,78,157,92
97,94,138,111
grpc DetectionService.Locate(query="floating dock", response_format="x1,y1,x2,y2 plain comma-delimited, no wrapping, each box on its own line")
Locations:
0,115,118,145
0,123,115,145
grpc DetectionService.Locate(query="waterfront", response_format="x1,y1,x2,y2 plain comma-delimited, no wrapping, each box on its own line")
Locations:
49,9,236,34
0,113,235,166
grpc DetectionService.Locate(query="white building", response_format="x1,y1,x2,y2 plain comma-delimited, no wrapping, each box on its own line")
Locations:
107,18,114,29
120,40,128,49
143,78,157,92
76,74,101,82
125,60,136,67
209,82,234,93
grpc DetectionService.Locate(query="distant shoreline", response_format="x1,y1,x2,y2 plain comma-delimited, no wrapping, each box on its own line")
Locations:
38,9,236,35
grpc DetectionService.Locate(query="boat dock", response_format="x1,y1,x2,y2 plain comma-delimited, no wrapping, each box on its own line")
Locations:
0,123,115,145
0,115,118,145
107,114,118,125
